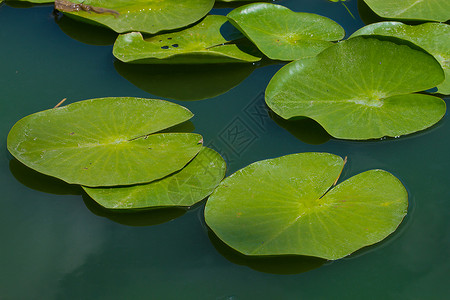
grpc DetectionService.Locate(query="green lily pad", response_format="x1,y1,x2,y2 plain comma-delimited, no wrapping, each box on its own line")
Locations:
54,0,215,34
227,3,345,61
113,15,261,64
362,0,450,22
83,147,226,209
7,97,203,187
266,37,446,140
14,0,52,3
205,153,408,260
351,22,450,95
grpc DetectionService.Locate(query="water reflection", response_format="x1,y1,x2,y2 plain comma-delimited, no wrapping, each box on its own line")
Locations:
269,112,331,145
54,14,118,46
83,193,187,226
9,157,189,226
9,159,82,195
208,230,327,274
114,61,257,101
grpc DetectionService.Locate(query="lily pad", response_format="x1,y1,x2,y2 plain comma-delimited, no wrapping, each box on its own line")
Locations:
7,97,203,187
14,0,52,3
227,3,345,61
205,153,408,260
83,147,226,209
266,37,446,140
54,0,215,34
362,0,450,22
113,15,261,64
351,22,450,95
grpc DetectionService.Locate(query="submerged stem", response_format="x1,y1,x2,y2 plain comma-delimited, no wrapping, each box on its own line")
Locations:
341,3,356,20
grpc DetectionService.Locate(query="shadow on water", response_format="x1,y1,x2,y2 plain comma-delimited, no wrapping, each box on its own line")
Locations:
54,13,118,46
268,111,331,145
9,159,82,195
356,0,385,25
9,159,189,226
208,229,327,275
82,193,187,226
114,60,257,101
219,19,245,41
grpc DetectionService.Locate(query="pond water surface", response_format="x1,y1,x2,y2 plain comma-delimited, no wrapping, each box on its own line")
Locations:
0,1,449,299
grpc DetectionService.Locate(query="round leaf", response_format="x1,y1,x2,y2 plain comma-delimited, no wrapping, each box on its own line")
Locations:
205,153,408,260
55,0,215,34
83,147,226,209
7,97,203,187
362,0,450,22
266,37,446,140
14,0,52,3
227,3,345,61
113,15,261,64
351,22,450,95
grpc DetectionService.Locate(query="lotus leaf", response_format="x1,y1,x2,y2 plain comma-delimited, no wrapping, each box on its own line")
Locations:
14,0,52,3
54,0,215,34
113,15,261,64
266,37,446,140
84,147,226,209
7,97,203,187
362,0,450,22
351,22,450,95
227,3,345,61
205,153,408,260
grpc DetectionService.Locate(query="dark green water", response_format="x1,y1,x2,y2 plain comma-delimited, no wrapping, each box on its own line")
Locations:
1,1,449,299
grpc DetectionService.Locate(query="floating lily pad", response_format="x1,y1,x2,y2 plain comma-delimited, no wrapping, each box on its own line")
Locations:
113,15,261,64
205,153,408,260
83,147,226,209
362,0,450,22
13,0,52,3
227,3,345,61
7,97,203,187
266,37,446,140
54,0,215,34
351,22,450,95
